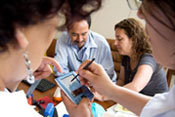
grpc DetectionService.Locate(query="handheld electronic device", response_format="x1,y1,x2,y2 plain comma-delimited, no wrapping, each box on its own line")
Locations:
55,71,94,104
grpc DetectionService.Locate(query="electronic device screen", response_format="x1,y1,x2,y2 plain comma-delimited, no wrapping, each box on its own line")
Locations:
55,71,94,104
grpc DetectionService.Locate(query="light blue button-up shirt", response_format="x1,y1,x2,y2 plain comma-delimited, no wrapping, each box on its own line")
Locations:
54,31,117,82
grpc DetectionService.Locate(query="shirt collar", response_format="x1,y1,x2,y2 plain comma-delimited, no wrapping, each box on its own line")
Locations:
4,88,10,92
86,31,98,49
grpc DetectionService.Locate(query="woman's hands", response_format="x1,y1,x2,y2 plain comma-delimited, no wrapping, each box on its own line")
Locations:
78,60,115,99
61,60,116,116
34,56,62,79
61,91,93,117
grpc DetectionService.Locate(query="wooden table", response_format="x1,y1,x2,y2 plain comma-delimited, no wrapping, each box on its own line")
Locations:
18,74,115,110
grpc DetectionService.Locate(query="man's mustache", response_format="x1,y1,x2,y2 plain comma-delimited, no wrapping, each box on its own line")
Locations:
73,41,85,44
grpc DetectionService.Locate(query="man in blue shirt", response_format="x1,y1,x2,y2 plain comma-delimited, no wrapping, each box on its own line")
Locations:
54,16,116,82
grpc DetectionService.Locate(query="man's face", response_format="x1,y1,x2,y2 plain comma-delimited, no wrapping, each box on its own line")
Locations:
68,20,89,49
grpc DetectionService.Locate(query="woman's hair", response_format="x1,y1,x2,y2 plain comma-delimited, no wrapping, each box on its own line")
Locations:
0,0,101,52
141,0,175,40
114,18,152,59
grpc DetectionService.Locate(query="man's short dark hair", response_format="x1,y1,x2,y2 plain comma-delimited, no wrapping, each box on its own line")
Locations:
67,16,91,31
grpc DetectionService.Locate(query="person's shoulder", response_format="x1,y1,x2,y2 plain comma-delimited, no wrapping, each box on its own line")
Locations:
58,31,69,40
142,53,153,57
89,31,109,46
0,90,26,102
90,31,105,40
90,30,105,38
1,90,25,96
139,53,158,71
141,86,175,116
0,90,43,117
141,53,154,60
61,31,69,37
57,31,69,44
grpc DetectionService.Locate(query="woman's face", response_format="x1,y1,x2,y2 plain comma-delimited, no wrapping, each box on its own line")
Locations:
137,3,175,69
114,28,133,56
23,16,59,74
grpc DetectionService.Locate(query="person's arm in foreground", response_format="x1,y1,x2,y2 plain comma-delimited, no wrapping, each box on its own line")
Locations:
61,91,93,117
78,60,152,115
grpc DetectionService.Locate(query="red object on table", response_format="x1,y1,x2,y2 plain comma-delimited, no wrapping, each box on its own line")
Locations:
37,96,57,109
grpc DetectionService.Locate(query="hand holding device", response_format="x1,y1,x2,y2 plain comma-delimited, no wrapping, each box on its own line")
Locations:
78,60,114,98
55,71,94,104
61,91,93,117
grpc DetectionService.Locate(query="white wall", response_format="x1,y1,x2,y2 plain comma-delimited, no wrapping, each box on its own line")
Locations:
55,0,145,39
90,0,144,39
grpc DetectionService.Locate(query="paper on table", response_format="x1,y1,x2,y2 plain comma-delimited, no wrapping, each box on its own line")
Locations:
114,104,135,115
103,111,138,117
55,102,68,117
106,104,137,117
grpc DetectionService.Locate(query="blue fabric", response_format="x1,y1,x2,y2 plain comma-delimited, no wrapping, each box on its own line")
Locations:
62,114,69,117
54,31,117,82
91,102,105,117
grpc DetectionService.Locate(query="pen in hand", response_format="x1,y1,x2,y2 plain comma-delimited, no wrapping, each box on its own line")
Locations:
71,58,95,82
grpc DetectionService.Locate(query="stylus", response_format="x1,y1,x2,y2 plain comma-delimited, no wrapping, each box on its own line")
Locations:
71,58,95,82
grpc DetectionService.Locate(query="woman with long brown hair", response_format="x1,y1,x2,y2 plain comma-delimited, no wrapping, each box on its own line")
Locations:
115,18,168,96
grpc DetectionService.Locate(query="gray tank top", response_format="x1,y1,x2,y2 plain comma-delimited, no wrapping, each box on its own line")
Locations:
122,53,169,96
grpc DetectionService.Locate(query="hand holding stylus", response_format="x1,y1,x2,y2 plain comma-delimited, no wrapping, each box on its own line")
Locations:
71,58,95,82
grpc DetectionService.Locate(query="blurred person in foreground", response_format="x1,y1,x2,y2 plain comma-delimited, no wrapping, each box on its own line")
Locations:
0,0,101,116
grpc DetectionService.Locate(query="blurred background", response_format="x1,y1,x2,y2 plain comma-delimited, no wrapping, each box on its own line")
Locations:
55,0,145,39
